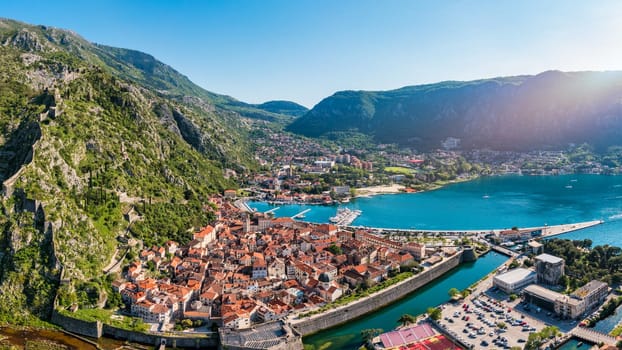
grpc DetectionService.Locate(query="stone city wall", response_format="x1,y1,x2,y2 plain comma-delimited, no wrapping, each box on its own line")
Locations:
102,324,218,349
292,251,463,336
51,310,103,339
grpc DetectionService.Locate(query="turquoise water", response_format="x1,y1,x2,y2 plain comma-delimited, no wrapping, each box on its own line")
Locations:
302,252,509,350
250,175,622,349
557,338,593,350
250,174,622,246
594,304,622,333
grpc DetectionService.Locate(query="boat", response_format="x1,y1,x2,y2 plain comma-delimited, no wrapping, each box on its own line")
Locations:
577,341,583,347
483,194,490,199
565,185,573,189
329,208,362,225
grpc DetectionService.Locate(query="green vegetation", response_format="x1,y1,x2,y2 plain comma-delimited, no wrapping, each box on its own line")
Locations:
448,287,460,298
60,308,111,323
426,307,442,321
300,271,414,317
611,324,622,337
544,239,622,290
0,18,257,325
287,71,622,152
523,325,560,350
384,166,414,175
398,314,416,326
361,328,383,349
327,244,343,256
586,296,622,328
174,318,203,331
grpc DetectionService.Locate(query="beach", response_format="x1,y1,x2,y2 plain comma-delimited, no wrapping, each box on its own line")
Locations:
354,183,405,197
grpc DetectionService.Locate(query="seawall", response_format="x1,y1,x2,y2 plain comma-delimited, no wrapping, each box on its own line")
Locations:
291,251,464,336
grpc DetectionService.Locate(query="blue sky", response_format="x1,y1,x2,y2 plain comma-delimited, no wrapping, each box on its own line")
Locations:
4,0,622,107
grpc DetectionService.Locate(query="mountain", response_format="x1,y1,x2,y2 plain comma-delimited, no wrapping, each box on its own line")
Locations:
287,71,622,151
253,100,308,117
0,18,290,323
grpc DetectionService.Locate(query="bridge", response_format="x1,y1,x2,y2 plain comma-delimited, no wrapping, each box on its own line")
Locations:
292,208,310,219
490,244,519,257
571,327,617,346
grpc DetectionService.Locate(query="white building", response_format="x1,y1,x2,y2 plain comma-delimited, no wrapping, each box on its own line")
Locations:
493,268,537,294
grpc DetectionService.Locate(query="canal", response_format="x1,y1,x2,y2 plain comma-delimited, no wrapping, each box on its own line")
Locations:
303,252,509,350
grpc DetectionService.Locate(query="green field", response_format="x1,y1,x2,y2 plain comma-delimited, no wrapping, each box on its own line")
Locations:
384,166,414,175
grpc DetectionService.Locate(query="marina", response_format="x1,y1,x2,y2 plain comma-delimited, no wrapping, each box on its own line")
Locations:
329,207,362,226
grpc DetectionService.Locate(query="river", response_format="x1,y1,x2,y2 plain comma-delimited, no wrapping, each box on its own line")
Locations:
302,252,509,350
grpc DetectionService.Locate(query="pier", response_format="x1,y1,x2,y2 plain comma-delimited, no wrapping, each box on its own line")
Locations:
264,207,280,214
291,208,310,219
348,220,603,238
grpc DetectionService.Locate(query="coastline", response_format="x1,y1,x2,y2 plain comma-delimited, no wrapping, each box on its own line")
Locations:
353,175,480,198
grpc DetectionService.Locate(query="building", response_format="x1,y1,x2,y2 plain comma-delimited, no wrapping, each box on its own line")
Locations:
498,228,543,242
535,253,565,286
131,300,172,324
522,284,560,314
403,242,426,261
523,280,609,319
570,280,608,313
527,241,544,255
493,268,537,294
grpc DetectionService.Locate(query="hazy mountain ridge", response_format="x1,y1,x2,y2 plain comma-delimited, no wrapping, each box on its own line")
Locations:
288,71,622,151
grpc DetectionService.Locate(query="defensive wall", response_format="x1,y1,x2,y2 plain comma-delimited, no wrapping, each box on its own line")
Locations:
291,251,464,336
51,309,218,349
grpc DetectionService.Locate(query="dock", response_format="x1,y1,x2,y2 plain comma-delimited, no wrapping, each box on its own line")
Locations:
539,220,603,238
265,207,280,214
330,208,362,226
291,209,310,219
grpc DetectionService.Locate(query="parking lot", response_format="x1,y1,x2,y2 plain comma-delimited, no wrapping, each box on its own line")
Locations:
437,292,545,349
486,287,579,333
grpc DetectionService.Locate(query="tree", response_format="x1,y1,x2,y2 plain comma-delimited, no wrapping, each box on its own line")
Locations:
327,244,343,255
361,328,383,348
427,307,442,321
398,314,416,327
448,287,460,298
496,321,507,329
509,293,518,301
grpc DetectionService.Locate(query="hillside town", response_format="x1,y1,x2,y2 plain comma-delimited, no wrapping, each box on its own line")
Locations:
113,195,434,332
247,128,622,205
